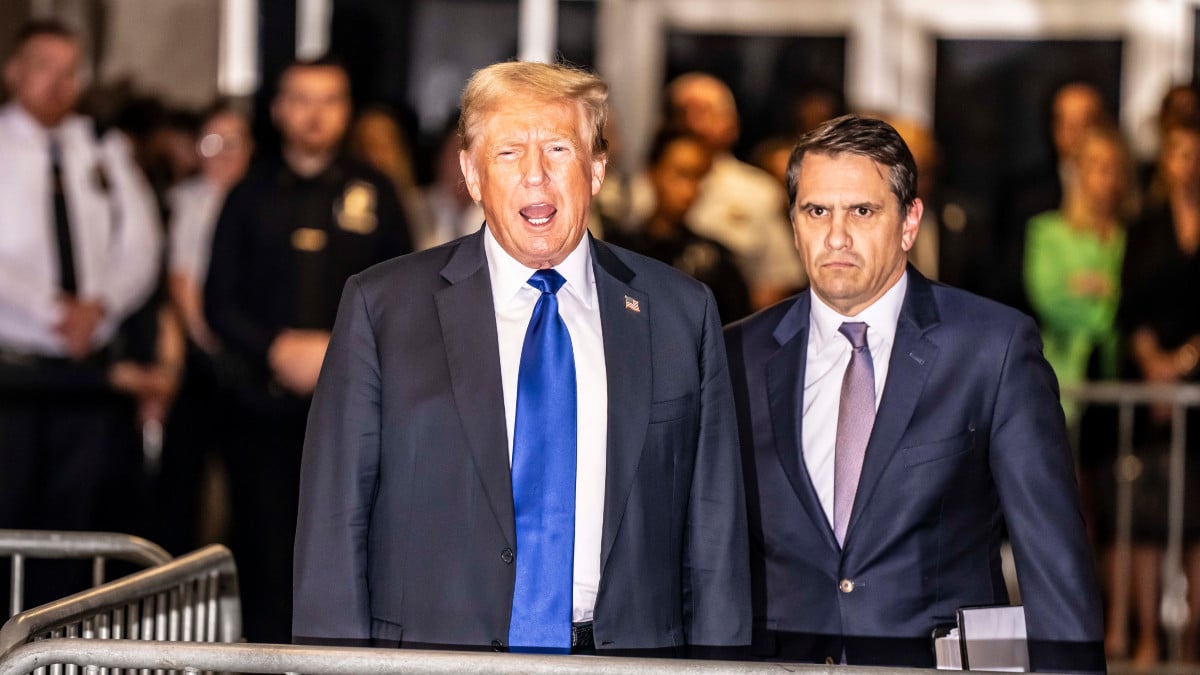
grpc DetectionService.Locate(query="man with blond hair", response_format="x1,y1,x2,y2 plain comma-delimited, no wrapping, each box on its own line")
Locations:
293,61,750,656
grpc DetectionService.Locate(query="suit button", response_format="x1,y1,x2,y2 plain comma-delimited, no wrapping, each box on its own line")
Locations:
492,639,504,651
839,579,855,593
501,547,514,564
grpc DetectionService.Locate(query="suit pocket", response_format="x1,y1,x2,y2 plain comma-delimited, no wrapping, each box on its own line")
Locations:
649,394,695,423
903,428,975,468
371,616,404,645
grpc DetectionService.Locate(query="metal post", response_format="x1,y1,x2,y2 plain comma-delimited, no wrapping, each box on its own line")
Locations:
1163,403,1190,660
9,554,22,618
1114,402,1136,646
518,0,557,63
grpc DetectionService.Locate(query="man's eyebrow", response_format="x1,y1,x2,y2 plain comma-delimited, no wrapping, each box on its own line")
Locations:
850,200,886,210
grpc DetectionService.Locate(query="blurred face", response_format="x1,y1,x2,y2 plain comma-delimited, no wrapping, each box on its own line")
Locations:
4,34,81,128
272,65,351,156
792,152,921,316
673,78,738,153
459,98,606,269
651,137,712,223
1162,128,1200,196
1076,135,1126,218
198,111,253,190
1052,85,1104,162
352,111,402,174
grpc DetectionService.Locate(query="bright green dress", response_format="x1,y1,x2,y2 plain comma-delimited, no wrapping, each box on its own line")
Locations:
1023,211,1126,420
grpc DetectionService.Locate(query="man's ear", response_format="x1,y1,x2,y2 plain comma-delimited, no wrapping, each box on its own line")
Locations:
900,197,923,252
459,149,482,202
590,153,607,196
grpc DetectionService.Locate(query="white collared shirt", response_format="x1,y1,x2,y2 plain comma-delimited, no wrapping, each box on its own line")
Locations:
802,272,908,529
484,226,607,623
0,102,161,356
167,175,226,287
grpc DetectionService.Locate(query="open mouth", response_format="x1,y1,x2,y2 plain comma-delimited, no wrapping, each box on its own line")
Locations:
519,203,557,226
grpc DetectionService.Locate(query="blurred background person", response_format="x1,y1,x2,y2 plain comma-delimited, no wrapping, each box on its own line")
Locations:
204,55,412,643
1143,83,1200,200
1119,115,1200,665
1024,125,1131,420
664,72,805,308
998,81,1110,313
143,101,254,557
417,119,482,250
606,130,751,323
0,19,161,606
347,104,427,236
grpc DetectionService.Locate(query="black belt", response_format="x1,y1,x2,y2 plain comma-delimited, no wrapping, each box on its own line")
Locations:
571,621,594,650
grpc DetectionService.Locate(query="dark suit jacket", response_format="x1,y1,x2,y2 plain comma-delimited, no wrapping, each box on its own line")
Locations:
293,229,750,652
724,267,1104,672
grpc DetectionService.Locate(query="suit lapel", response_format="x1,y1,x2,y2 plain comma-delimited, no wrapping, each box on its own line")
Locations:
591,239,652,576
767,293,839,551
434,230,515,548
844,267,941,546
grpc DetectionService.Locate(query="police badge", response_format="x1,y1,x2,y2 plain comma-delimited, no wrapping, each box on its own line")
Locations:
335,180,378,234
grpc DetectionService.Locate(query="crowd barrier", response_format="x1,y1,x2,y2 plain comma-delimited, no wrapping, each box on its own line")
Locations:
0,530,172,618
0,639,937,675
0,544,239,674
1065,381,1200,664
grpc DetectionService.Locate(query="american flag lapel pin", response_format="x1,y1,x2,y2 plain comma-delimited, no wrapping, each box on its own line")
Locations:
624,295,641,313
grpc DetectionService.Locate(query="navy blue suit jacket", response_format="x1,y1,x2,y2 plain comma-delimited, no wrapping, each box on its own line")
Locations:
293,229,750,652
724,267,1104,671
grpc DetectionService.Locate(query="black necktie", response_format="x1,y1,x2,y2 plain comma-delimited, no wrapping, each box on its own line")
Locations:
49,138,78,294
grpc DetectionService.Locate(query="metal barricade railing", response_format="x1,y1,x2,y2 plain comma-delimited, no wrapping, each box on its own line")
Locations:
1065,382,1200,663
0,544,240,671
0,640,937,675
0,530,172,618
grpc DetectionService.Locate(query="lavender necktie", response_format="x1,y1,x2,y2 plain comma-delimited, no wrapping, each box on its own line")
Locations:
834,321,875,546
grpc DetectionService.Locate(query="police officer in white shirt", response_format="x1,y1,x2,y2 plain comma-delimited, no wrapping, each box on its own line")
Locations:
0,20,161,602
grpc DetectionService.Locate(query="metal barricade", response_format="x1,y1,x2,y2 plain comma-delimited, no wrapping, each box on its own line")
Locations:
0,530,172,617
1065,382,1200,663
0,544,240,673
0,640,936,675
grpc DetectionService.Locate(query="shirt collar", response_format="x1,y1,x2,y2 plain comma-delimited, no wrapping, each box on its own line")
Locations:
483,224,595,309
1,102,70,146
809,269,908,354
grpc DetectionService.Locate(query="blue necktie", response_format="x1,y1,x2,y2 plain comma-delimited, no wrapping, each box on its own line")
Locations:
509,269,576,652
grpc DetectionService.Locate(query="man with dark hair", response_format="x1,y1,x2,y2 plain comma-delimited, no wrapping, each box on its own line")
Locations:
204,55,412,643
725,114,1104,671
0,19,161,604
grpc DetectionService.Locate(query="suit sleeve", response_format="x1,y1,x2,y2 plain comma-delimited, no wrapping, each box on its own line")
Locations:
683,286,752,649
988,315,1105,672
293,275,381,645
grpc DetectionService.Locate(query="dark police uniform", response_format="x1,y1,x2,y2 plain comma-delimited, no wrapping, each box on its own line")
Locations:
204,154,412,643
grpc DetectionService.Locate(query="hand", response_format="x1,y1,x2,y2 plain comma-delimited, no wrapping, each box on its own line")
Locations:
1067,270,1112,298
108,361,181,426
55,297,105,360
268,329,330,396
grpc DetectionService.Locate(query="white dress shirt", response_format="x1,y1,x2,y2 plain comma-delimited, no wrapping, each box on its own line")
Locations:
167,175,226,287
0,102,161,356
484,226,608,623
802,273,908,529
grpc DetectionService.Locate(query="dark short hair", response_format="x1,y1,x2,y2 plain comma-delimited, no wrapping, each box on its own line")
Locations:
645,129,707,167
10,19,77,53
276,54,350,93
786,114,918,213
